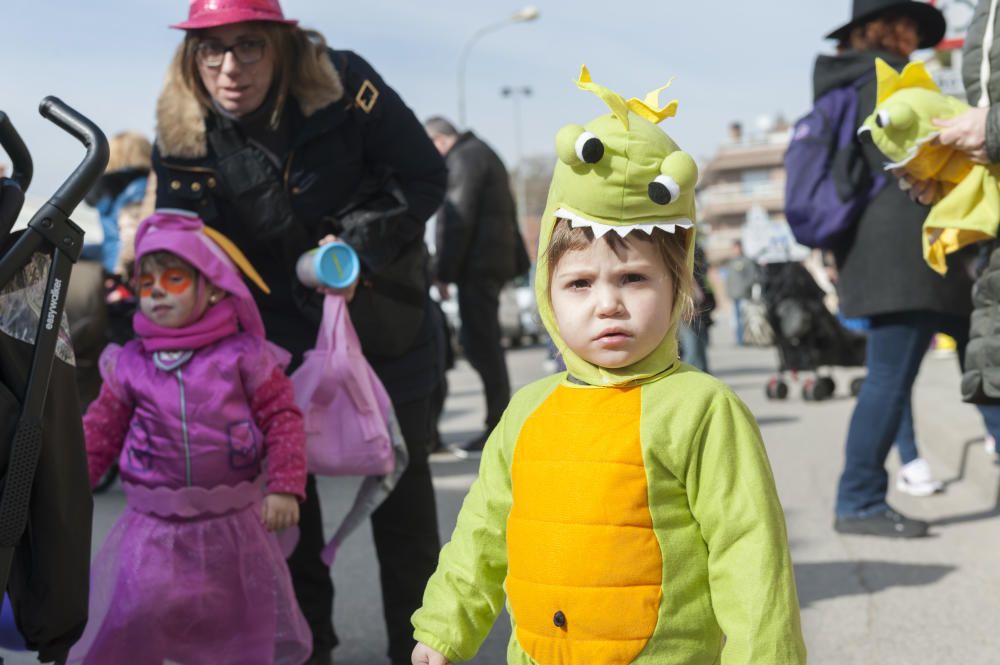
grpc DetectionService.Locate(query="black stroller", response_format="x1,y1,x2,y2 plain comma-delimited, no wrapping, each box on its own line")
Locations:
0,99,107,663
761,261,866,401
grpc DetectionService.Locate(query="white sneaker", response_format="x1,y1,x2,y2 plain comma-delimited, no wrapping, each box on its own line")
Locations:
895,458,945,497
985,435,999,459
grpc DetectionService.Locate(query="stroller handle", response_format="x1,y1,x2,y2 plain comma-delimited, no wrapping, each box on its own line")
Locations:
0,111,33,192
38,96,108,216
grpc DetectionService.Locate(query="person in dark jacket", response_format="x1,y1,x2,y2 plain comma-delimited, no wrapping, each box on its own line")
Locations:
820,0,1000,538
151,2,447,663
899,0,1000,461
424,117,530,456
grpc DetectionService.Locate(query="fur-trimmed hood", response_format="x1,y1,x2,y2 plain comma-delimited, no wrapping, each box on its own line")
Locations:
155,43,343,159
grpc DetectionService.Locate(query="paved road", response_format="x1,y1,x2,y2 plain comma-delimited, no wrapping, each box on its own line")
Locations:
4,335,998,664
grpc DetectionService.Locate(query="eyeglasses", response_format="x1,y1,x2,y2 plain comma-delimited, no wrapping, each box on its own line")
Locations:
196,38,266,67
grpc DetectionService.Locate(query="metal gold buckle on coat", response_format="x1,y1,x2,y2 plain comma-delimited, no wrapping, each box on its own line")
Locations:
355,80,379,113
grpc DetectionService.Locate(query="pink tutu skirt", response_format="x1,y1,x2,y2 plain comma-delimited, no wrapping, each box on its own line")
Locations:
68,480,312,665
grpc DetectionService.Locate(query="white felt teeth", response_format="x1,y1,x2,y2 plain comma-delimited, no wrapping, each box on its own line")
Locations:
555,208,694,239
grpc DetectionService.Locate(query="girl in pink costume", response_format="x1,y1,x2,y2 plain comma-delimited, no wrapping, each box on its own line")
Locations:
68,210,312,665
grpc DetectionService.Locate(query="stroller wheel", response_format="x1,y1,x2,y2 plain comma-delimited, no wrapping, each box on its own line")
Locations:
802,378,816,401
766,377,789,400
850,377,865,397
816,377,836,400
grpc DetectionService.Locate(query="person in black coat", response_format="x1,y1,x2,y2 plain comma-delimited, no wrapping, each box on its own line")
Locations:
820,0,1000,538
152,2,447,663
424,117,530,455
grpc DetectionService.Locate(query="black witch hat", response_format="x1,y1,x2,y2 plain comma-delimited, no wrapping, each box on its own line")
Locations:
826,0,946,49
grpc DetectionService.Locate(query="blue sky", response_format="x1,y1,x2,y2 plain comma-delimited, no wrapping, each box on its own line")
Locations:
2,1,926,199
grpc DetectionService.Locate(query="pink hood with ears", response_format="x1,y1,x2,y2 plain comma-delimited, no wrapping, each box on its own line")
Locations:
134,209,266,338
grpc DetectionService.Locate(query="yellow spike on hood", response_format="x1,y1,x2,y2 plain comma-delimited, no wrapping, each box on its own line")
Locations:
626,79,679,124
576,65,631,128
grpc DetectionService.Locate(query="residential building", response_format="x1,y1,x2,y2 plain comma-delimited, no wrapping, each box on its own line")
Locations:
697,120,790,263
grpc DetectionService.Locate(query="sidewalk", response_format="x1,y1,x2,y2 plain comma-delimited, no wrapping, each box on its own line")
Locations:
713,337,1000,665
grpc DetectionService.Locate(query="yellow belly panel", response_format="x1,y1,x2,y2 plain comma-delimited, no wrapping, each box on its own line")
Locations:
507,384,662,665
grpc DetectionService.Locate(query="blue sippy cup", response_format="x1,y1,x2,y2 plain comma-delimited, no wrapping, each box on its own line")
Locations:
295,242,360,289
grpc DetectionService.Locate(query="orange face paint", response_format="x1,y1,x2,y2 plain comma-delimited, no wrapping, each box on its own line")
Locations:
138,274,155,298
161,268,195,295
138,268,196,297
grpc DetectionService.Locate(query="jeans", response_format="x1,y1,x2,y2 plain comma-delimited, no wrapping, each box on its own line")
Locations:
894,398,920,465
733,298,745,346
836,311,1000,516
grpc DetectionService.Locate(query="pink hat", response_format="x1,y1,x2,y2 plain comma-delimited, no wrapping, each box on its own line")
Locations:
171,0,298,30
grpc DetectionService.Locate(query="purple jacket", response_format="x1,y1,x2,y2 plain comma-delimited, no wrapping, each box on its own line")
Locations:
97,333,294,491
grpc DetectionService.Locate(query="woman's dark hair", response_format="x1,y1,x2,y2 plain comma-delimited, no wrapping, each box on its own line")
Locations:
847,11,921,55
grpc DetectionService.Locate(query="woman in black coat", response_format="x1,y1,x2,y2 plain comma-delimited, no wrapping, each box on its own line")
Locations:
821,0,1000,538
152,2,447,663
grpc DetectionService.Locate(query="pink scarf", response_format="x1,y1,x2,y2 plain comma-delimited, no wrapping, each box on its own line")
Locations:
134,298,240,352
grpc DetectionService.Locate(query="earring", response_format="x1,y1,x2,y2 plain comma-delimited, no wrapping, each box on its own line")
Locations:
209,294,219,305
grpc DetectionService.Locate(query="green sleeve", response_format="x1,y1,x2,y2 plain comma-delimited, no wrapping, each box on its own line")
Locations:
411,410,515,662
686,391,807,664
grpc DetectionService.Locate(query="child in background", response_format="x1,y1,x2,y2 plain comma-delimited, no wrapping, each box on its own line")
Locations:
69,210,312,665
83,130,151,279
411,69,805,665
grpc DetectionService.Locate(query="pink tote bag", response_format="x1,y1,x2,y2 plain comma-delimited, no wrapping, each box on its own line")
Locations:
291,295,395,477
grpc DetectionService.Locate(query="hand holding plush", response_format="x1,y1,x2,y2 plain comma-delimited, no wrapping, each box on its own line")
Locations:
859,58,1000,274
933,107,990,163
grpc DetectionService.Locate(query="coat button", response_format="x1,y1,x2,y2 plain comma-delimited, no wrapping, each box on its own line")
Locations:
207,177,217,189
291,185,302,195
190,182,202,192
553,610,566,628
170,179,181,190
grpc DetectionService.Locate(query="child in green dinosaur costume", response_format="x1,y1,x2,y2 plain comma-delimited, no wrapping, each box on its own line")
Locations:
410,67,806,665
859,58,1000,274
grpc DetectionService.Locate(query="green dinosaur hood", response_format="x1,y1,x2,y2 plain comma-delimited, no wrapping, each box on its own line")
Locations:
536,67,698,387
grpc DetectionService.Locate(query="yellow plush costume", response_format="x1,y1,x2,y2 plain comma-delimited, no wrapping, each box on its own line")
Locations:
859,58,1000,274
410,68,806,665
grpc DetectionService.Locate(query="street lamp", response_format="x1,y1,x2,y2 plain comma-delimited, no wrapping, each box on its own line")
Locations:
457,6,540,126
500,85,532,228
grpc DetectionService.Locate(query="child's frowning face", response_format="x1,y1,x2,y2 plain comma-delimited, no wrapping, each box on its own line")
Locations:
138,255,210,328
550,235,675,369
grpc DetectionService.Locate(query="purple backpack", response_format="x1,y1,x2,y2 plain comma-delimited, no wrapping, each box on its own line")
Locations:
784,73,885,250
